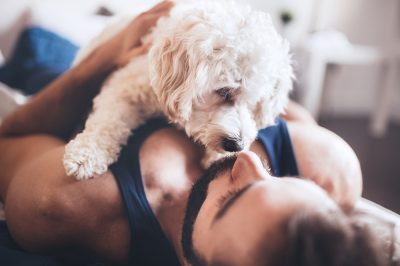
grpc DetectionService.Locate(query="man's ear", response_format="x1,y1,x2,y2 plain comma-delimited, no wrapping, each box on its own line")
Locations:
149,38,193,123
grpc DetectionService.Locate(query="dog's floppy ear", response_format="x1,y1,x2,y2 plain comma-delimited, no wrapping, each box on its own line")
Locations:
254,68,293,128
149,38,194,123
253,35,294,128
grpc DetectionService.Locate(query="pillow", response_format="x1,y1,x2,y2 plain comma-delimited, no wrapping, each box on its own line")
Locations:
356,198,400,263
0,27,78,94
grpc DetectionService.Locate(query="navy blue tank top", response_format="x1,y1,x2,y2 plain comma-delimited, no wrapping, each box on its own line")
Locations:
110,118,299,266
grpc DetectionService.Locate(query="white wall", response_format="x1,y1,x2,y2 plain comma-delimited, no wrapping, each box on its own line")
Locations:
0,0,161,58
247,0,400,119
0,0,316,58
0,0,31,58
244,0,315,45
316,0,400,119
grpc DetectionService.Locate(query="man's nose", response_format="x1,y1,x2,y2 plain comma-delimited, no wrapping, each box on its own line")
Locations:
231,151,269,181
221,137,244,152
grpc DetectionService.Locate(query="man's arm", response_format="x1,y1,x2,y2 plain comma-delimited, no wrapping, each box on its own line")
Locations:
0,1,173,140
0,53,113,139
282,101,361,211
281,100,317,125
289,121,362,211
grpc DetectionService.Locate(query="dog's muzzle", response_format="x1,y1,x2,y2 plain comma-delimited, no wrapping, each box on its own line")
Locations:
221,137,244,152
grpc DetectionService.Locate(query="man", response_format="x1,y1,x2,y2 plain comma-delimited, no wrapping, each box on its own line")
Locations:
0,1,385,265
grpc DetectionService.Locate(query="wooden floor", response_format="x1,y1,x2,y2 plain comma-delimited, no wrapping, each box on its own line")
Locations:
319,117,400,213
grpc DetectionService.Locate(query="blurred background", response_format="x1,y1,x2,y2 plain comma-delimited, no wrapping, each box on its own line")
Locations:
0,0,399,212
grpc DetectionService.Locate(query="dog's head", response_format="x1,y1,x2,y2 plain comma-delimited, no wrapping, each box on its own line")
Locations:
149,0,293,154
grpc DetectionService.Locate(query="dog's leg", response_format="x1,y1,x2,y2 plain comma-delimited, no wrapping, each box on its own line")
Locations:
64,59,157,180
64,92,145,180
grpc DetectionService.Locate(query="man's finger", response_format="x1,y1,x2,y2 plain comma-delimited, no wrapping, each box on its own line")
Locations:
117,44,150,67
145,0,174,14
143,9,170,27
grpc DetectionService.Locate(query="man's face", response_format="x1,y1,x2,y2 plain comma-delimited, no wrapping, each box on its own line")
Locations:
182,151,338,266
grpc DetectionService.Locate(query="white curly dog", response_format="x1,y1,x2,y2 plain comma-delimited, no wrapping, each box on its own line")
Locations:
63,0,293,180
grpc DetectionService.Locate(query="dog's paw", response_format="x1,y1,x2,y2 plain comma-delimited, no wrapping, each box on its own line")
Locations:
63,139,109,180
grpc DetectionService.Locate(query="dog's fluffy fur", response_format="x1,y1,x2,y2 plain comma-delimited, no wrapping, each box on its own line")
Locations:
64,0,293,180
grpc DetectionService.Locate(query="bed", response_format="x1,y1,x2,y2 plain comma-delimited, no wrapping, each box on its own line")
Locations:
0,0,399,264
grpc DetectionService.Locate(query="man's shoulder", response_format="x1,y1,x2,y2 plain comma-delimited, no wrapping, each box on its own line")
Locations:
287,121,362,209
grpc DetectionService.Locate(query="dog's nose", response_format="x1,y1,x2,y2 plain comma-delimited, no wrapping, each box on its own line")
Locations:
221,138,244,152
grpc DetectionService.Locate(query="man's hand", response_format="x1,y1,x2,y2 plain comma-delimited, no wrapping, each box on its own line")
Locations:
107,1,174,67
0,1,174,140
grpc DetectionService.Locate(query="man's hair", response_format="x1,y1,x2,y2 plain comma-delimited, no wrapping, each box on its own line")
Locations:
263,208,394,266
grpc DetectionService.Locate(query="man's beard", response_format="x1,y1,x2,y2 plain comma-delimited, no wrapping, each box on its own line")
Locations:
181,155,238,266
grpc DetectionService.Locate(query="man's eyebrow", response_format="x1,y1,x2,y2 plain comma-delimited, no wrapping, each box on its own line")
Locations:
213,181,259,223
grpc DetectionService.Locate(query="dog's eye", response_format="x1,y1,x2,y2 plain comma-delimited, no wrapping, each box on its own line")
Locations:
215,87,234,102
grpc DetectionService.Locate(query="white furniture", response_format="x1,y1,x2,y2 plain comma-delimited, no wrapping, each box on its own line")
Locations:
0,49,4,65
300,32,384,118
370,57,399,137
369,0,400,137
299,0,399,137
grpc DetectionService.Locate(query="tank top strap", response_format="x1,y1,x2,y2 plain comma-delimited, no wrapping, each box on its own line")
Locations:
257,119,299,177
110,118,180,266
